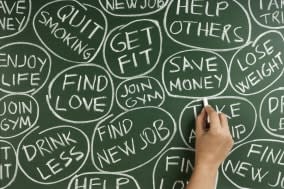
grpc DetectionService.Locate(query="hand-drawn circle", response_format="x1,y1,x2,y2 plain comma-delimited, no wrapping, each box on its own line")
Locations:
116,76,165,110
0,42,51,94
0,140,17,189
17,126,90,185
249,0,284,29
164,0,251,51
103,19,162,79
222,139,284,189
229,31,284,95
153,147,195,189
0,94,39,139
179,96,256,148
68,172,141,189
91,106,176,173
260,87,284,138
46,64,114,124
33,0,108,63
162,49,229,98
98,0,169,17
0,0,31,39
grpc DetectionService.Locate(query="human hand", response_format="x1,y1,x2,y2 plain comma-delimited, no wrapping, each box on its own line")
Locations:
194,105,234,171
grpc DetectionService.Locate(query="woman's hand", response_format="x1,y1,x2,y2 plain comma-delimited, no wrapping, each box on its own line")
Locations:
194,105,234,171
186,105,234,189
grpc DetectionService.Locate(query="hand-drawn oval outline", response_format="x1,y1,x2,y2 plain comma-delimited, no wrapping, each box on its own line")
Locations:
103,19,162,79
67,172,141,189
152,147,195,189
259,87,284,138
116,76,165,111
17,125,90,185
0,94,39,139
46,64,114,124
163,0,251,51
0,140,18,189
248,0,284,29
98,0,169,17
0,0,31,39
91,106,177,173
162,49,229,99
33,0,108,64
229,30,284,96
222,139,284,189
179,96,257,148
0,42,52,95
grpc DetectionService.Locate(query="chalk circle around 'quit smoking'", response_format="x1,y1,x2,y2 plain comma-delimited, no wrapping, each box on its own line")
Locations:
33,0,108,63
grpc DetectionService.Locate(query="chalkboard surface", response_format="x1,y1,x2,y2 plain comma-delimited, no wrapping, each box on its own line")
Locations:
1,0,284,189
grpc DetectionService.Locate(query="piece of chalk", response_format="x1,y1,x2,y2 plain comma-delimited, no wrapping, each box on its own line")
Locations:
203,97,209,107
203,98,210,126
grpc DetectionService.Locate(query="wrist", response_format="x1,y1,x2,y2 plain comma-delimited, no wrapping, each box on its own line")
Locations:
194,163,219,176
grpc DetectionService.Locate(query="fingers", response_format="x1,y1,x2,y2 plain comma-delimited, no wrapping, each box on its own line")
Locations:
204,106,220,132
196,105,231,134
219,113,229,130
195,108,206,135
219,113,234,145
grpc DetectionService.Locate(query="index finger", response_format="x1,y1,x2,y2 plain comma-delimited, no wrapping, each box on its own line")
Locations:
195,108,206,136
205,106,221,132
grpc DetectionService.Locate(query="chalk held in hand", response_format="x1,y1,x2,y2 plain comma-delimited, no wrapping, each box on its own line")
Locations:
203,97,210,130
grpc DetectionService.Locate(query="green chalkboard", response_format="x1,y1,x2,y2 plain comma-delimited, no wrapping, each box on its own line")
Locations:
1,0,284,189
